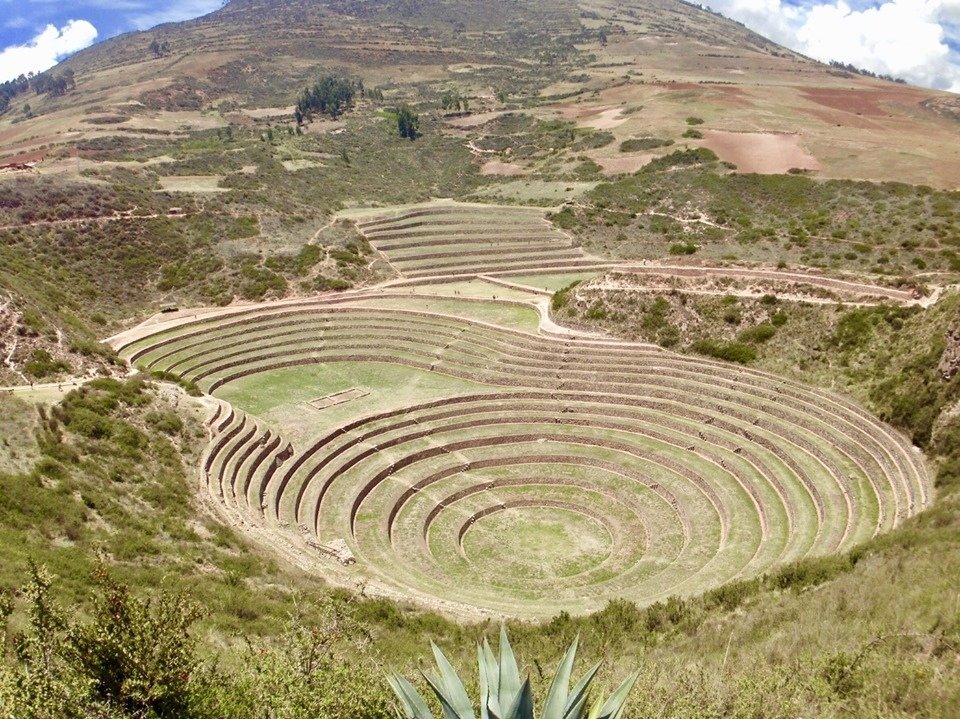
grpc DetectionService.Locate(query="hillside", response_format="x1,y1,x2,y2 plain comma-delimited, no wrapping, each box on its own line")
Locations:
0,1,959,718
2,0,959,185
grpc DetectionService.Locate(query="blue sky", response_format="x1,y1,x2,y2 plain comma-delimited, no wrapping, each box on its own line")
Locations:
1,0,959,91
0,0,224,83
1,1,223,47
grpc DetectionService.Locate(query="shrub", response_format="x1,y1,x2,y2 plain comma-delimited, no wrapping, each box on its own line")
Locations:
682,128,703,139
148,370,202,396
703,578,760,612
767,555,854,591
0,564,205,718
585,300,608,320
690,339,757,364
642,148,718,173
619,137,673,152
686,116,705,125
23,349,71,380
146,410,183,435
738,323,776,343
551,280,581,312
723,307,742,325
669,242,697,255
314,276,351,292
329,249,366,266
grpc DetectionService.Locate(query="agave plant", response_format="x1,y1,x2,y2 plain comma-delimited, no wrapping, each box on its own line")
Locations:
388,626,639,719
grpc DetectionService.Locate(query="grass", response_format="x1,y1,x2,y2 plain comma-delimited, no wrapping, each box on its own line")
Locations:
217,362,485,436
505,272,600,292
1,0,959,713
112,299,923,618
340,296,542,332
0,378,339,640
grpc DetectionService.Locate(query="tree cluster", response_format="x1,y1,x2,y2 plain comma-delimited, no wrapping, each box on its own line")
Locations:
828,60,906,84
396,105,419,140
439,90,469,113
30,69,76,97
294,76,362,124
149,39,172,58
0,75,29,114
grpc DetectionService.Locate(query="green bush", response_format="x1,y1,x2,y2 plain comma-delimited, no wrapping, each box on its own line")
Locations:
619,137,673,152
314,276,352,292
669,242,697,255
551,280,581,312
23,349,71,380
146,410,184,435
0,564,206,718
767,555,854,591
148,370,202,396
642,148,718,173
329,248,366,266
738,323,776,343
690,339,757,364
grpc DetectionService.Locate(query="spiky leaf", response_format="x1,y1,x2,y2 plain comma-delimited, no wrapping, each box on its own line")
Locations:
504,677,534,719
388,674,435,719
426,641,476,719
563,661,602,719
542,635,580,719
497,625,522,712
589,671,640,719
479,638,500,719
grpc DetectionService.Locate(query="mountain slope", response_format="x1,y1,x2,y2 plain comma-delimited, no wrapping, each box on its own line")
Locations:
1,0,957,185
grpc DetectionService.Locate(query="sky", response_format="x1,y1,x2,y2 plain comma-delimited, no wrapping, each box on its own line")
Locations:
705,0,960,92
0,0,958,92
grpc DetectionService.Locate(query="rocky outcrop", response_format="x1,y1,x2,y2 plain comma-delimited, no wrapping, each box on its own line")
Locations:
939,325,960,380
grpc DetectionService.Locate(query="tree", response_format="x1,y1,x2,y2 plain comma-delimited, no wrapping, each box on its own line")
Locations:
294,76,359,123
149,39,171,58
440,90,458,111
0,564,205,718
397,106,419,140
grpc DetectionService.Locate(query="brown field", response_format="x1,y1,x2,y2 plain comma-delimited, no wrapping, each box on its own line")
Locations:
700,130,821,174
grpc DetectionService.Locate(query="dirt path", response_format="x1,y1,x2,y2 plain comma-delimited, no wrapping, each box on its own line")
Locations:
0,210,192,232
105,261,937,351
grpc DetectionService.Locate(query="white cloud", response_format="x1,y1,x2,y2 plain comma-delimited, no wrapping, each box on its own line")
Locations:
0,20,98,83
707,0,960,92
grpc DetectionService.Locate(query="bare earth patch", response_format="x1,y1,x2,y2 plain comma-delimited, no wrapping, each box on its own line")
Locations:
480,160,528,176
700,130,821,174
595,154,655,175
558,105,628,130
282,159,323,172
158,176,228,193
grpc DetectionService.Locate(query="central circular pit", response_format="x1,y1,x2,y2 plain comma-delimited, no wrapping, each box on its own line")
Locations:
461,504,614,585
117,302,932,618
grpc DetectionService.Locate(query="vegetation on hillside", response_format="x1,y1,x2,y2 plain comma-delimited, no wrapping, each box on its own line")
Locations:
557,283,960,445
294,76,362,124
1,0,959,716
551,156,960,276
